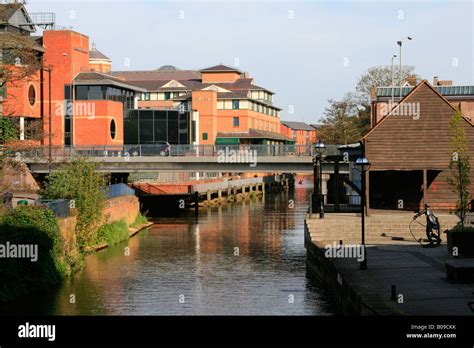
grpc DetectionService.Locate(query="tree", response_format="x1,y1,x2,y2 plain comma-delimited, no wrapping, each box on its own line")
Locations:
355,65,417,104
447,109,471,228
42,158,107,249
317,95,362,145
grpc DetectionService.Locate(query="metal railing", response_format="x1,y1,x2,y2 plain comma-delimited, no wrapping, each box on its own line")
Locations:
322,194,361,213
6,144,317,158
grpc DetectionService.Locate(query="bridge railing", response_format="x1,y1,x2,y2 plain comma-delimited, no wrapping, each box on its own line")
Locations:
6,144,316,158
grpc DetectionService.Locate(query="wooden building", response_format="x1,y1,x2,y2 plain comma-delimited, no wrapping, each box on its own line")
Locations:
363,80,474,211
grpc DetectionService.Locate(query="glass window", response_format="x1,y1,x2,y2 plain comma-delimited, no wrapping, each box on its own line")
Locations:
154,110,167,142
233,117,239,127
28,85,36,106
124,110,139,144
110,119,116,139
232,100,240,109
203,133,208,140
167,111,179,144
179,112,189,144
139,110,154,143
76,86,88,100
164,92,171,100
88,86,103,100
64,85,72,100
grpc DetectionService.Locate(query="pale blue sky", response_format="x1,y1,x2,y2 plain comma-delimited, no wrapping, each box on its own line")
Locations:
28,0,473,124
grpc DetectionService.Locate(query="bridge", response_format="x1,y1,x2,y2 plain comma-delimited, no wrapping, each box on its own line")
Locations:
7,144,355,174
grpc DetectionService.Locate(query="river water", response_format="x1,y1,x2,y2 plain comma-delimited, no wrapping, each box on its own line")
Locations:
2,183,334,315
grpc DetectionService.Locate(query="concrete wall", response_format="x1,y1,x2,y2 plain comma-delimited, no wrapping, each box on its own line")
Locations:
306,212,459,244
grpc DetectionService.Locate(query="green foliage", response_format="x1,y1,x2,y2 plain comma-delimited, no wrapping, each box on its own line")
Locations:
318,96,369,145
0,206,81,302
41,158,107,249
94,220,129,246
0,117,18,144
131,213,149,228
447,109,471,228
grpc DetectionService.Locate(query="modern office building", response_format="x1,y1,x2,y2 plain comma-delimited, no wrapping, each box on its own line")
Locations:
0,3,144,147
112,64,291,145
280,121,317,146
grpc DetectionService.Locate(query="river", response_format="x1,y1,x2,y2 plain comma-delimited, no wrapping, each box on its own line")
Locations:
1,182,334,315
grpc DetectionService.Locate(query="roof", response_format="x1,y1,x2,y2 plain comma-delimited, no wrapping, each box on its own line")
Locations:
281,121,315,131
0,3,22,22
364,80,473,141
0,3,35,32
74,71,146,92
110,70,202,81
376,85,474,99
89,48,111,61
199,64,242,73
216,128,293,142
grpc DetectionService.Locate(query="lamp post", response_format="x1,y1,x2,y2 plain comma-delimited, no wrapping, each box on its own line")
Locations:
391,54,397,105
397,36,412,99
355,156,371,270
41,64,53,171
312,140,325,218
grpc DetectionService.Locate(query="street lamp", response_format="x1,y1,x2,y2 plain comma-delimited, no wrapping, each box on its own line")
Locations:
355,156,371,270
397,36,412,99
391,54,397,105
312,140,326,218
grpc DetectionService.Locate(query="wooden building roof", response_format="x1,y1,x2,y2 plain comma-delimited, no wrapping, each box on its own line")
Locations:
363,80,474,171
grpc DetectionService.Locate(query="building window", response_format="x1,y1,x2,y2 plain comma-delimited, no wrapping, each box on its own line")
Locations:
202,132,208,140
232,100,240,110
28,85,36,106
144,93,151,101
110,119,116,139
233,117,239,127
164,92,171,100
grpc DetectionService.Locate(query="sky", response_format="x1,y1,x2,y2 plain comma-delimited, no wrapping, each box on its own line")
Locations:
26,0,474,124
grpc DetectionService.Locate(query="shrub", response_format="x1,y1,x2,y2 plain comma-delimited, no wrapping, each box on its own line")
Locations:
42,158,107,249
0,206,81,302
131,213,148,228
94,220,129,247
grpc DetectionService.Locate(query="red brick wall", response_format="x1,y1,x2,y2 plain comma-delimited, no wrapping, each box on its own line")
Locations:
102,195,140,225
73,100,123,146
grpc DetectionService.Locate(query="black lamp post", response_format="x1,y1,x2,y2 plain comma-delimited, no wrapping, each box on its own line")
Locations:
312,141,325,218
355,156,370,270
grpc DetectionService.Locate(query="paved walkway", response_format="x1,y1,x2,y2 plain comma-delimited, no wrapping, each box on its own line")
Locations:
329,242,474,315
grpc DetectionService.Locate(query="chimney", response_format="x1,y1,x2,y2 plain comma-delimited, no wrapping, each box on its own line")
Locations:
433,76,439,86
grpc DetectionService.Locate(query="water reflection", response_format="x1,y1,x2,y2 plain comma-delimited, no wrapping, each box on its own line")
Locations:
0,183,333,316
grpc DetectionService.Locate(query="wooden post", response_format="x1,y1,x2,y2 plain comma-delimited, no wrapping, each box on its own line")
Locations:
365,169,370,216
334,161,340,212
218,189,222,201
206,190,211,205
423,169,428,207
194,191,199,216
